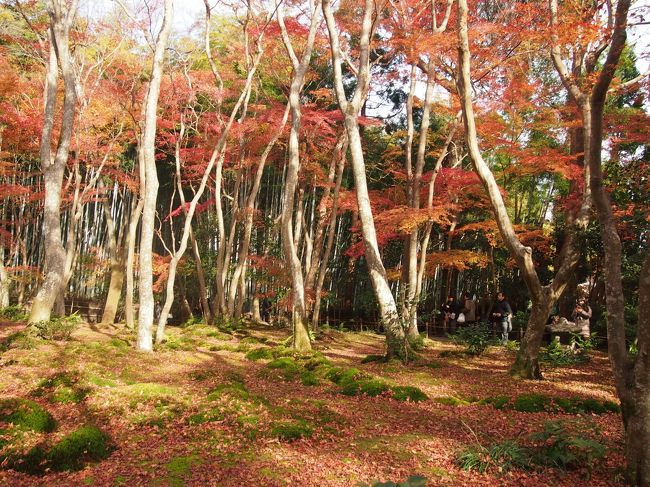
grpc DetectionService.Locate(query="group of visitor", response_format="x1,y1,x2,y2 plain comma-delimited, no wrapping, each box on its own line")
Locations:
441,291,513,344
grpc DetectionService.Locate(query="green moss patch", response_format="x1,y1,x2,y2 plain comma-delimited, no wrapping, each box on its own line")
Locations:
48,425,112,471
35,372,89,404
245,347,274,361
166,454,202,487
433,396,471,406
0,398,55,433
270,420,314,442
478,396,511,410
514,393,550,413
361,354,386,364
390,386,428,402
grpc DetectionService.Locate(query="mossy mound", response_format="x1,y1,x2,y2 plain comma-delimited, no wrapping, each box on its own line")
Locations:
391,386,428,402
325,366,366,386
0,398,55,433
166,455,202,487
48,425,112,471
553,397,621,414
266,357,303,381
434,396,471,406
478,396,510,410
245,347,274,361
513,393,550,413
270,420,313,442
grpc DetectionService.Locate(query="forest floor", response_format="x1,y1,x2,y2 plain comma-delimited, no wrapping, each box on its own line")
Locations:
0,319,625,486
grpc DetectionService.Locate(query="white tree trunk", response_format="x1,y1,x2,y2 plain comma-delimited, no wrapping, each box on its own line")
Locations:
136,0,173,352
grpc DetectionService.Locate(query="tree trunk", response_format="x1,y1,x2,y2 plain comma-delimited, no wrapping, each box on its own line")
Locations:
511,290,554,379
101,248,125,325
136,0,173,352
29,2,78,323
323,0,409,360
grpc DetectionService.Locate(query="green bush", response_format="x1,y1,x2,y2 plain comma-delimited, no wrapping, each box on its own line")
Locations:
0,398,55,432
391,386,428,402
0,305,27,322
48,425,112,471
514,393,550,413
450,324,493,355
300,370,320,386
30,313,82,341
541,338,589,367
530,420,605,472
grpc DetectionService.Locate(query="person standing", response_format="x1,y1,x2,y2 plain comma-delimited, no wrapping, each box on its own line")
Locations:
572,297,592,338
492,292,513,344
441,296,457,334
462,293,476,324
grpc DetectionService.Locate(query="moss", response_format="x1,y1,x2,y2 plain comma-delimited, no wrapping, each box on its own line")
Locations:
514,393,550,413
245,347,274,361
391,386,428,402
87,375,118,388
302,355,332,370
207,382,249,401
240,336,262,345
120,382,177,398
434,396,470,406
48,425,112,471
267,357,302,381
603,400,621,413
2,445,48,474
271,420,313,442
0,398,55,432
361,354,386,364
52,386,88,404
300,370,320,386
166,454,202,487
358,379,390,397
325,366,365,386
479,396,511,410
108,338,130,350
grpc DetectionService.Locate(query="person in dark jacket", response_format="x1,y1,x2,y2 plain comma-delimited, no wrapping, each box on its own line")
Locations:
492,292,513,344
441,296,459,334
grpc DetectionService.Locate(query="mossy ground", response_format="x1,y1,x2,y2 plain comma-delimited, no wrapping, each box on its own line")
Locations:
0,320,625,486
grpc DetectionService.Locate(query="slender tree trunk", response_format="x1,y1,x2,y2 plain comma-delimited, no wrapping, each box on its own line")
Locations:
323,0,409,360
277,0,322,351
0,247,9,308
136,0,173,352
29,2,78,323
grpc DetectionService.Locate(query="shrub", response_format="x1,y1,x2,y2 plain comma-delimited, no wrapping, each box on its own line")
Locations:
48,425,112,471
457,440,531,473
0,398,55,432
450,324,493,355
540,338,588,367
391,386,428,402
530,420,605,472
514,393,550,413
0,305,27,322
30,313,82,341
